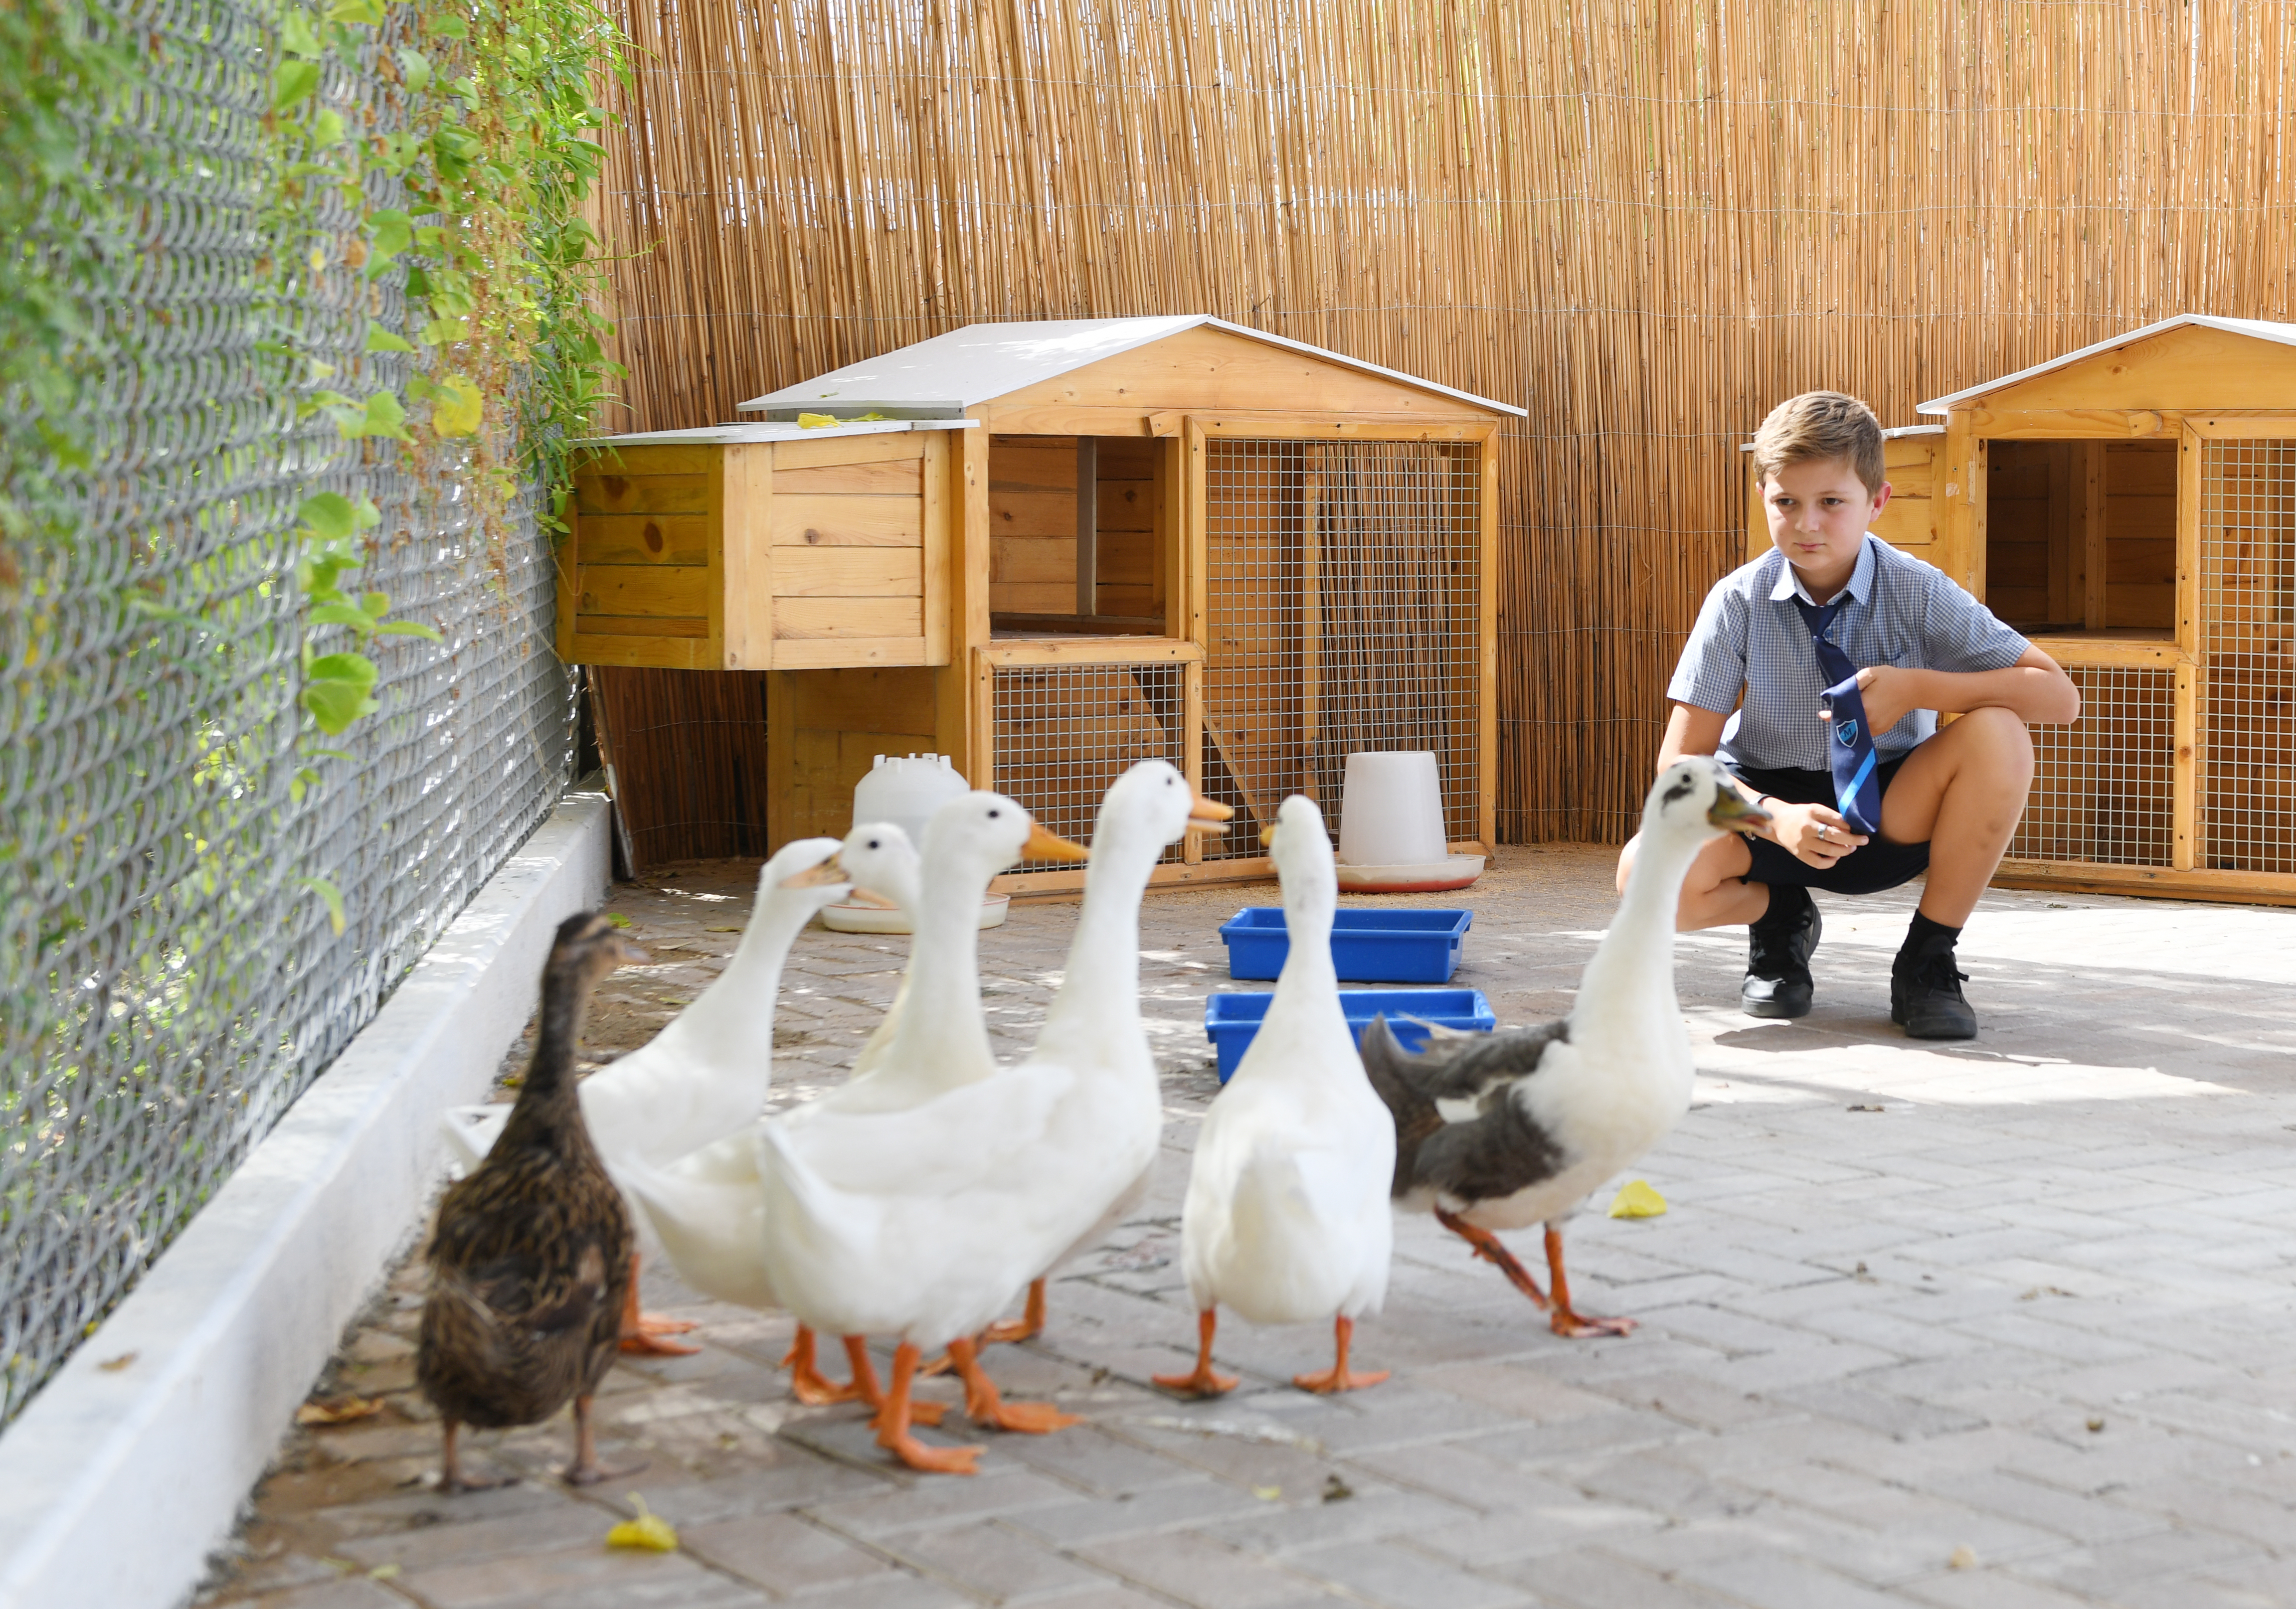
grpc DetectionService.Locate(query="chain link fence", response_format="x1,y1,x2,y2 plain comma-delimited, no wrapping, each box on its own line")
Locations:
0,0,575,1424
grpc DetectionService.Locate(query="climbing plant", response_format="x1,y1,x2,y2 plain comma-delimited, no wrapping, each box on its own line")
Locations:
265,0,625,586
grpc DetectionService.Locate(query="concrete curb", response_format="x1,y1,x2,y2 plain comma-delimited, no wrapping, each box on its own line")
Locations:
0,782,612,1609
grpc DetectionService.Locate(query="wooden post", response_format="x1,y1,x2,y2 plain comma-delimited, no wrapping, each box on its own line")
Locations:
1477,432,1501,854
1301,444,1322,801
1183,418,1209,650
939,423,994,785
1074,435,1098,618
1183,658,1206,864
2176,422,2203,658
2172,657,2197,872
718,444,773,669
1941,412,1978,595
2083,441,2109,631
921,431,951,665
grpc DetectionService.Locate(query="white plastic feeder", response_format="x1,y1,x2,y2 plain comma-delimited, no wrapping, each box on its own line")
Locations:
1334,750,1485,893
820,753,1011,932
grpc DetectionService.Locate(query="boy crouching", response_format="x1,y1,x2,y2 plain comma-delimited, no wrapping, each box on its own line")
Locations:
1619,391,2080,1038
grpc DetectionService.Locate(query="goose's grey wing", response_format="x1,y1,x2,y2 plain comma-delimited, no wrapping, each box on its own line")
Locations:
1361,1015,1569,1201
1407,1086,1567,1204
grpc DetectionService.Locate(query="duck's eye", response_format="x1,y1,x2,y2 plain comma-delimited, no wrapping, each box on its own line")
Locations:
867,838,880,849
988,808,1001,818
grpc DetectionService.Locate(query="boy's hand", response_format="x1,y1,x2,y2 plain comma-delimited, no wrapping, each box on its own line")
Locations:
1852,665,1913,735
1763,800,1867,868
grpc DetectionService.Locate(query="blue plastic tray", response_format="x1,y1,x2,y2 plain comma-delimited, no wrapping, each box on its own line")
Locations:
1204,988,1496,1082
1219,907,1473,983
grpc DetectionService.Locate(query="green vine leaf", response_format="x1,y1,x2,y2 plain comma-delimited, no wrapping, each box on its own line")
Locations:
364,325,414,353
274,59,322,109
395,47,433,93
281,10,322,56
431,374,483,437
340,391,412,442
297,492,359,541
297,876,349,936
302,678,378,734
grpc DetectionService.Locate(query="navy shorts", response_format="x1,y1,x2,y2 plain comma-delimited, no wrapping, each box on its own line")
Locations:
1725,758,1931,897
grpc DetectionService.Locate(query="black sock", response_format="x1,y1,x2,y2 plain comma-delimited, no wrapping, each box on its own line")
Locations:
1897,910,1961,969
1751,883,1810,934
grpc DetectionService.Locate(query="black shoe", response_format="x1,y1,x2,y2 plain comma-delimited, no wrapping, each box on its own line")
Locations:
1743,887,1820,1019
1892,936,1977,1039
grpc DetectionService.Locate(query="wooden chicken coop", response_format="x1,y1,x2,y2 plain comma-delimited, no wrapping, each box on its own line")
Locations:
560,316,1522,892
1746,315,2296,905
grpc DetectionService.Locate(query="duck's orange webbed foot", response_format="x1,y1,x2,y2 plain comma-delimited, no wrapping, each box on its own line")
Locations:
1436,1207,1550,1308
784,1324,866,1404
1292,1315,1388,1394
1152,1309,1240,1398
1545,1224,1634,1340
617,1254,702,1355
845,1336,947,1427
980,1278,1048,1345
875,1342,982,1475
948,1338,1080,1434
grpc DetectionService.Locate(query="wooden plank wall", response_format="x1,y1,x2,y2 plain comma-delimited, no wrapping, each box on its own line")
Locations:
1970,441,2177,633
987,436,1159,618
592,0,2296,843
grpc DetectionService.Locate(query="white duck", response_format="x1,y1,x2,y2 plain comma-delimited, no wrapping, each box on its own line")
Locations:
438,836,850,1353
620,795,1084,1414
1155,795,1395,1399
779,812,1029,1399
1361,757,1766,1336
754,761,1231,1473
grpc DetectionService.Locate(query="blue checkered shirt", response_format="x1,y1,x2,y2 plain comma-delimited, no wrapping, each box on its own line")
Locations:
1668,535,2030,771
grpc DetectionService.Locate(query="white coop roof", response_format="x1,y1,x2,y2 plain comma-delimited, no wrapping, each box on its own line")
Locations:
1917,315,2296,415
578,419,974,448
738,316,1527,419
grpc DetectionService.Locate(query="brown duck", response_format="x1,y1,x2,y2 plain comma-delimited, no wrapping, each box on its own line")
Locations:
417,911,647,1491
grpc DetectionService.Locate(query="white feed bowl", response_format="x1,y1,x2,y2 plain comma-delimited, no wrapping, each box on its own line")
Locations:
1337,750,1449,866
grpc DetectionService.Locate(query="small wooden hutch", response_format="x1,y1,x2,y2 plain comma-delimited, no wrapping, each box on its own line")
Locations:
562,317,1523,892
1748,315,2296,904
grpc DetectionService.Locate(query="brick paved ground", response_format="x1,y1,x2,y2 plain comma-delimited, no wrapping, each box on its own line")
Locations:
201,845,2296,1609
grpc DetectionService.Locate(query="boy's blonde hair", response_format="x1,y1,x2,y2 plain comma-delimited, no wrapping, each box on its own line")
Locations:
1752,391,1886,494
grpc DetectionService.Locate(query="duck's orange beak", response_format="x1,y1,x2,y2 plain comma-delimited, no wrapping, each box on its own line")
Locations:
1023,821,1091,862
780,855,847,889
1258,822,1277,848
1189,792,1235,835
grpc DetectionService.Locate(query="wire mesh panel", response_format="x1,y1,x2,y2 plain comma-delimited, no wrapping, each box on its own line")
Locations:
0,0,573,1423
1201,439,1480,857
2008,667,2174,866
992,661,1186,869
2201,441,2296,875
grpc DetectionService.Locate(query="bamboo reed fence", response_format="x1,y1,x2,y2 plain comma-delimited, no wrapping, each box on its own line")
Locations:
592,0,2296,844
589,668,775,867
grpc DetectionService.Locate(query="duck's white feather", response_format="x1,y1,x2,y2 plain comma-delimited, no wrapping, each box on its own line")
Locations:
756,763,1191,1347
1176,796,1394,1329
435,837,846,1206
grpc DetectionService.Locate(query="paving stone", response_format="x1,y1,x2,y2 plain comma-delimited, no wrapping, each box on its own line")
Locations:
884,1520,1112,1603
681,1511,900,1595
1078,1531,1327,1608
204,856,2296,1609
1004,1480,1257,1547
1195,1488,1477,1555
1285,1539,1531,1609
807,1469,1083,1539
398,1545,772,1608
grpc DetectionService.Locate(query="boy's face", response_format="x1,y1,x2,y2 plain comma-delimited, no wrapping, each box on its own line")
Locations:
1762,456,1891,586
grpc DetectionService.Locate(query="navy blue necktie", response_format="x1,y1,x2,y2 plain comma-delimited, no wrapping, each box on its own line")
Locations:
1791,596,1882,836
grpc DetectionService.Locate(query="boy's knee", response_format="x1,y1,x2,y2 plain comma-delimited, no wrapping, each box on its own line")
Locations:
1615,835,1639,896
1959,706,2033,774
